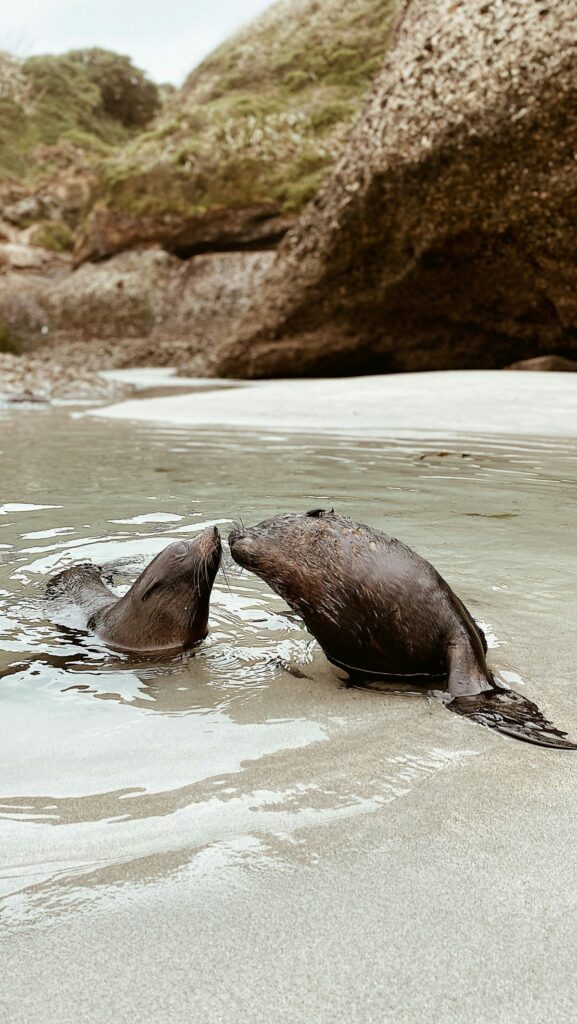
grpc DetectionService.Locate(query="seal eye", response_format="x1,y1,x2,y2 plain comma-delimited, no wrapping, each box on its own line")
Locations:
171,541,190,559
306,508,333,518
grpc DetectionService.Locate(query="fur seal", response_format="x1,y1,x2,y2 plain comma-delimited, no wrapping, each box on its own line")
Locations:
229,510,576,748
47,527,221,654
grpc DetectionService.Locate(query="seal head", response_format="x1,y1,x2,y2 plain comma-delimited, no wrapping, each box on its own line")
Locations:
48,526,222,654
229,510,577,748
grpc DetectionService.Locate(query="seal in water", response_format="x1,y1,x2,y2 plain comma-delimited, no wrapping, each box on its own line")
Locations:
228,510,576,748
47,527,222,654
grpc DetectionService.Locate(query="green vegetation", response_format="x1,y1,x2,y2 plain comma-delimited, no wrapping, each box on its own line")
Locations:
66,49,160,128
0,49,160,180
93,0,396,222
0,0,396,253
29,221,73,252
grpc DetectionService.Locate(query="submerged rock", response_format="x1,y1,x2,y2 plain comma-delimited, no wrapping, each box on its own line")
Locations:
210,0,577,378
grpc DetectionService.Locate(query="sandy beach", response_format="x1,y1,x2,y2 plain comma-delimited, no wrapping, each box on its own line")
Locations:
94,368,577,438
3,370,577,1024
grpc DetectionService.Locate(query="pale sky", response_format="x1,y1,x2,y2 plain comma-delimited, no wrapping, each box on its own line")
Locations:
1,0,274,84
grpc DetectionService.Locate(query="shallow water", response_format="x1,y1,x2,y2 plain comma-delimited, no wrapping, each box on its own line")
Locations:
1,404,577,927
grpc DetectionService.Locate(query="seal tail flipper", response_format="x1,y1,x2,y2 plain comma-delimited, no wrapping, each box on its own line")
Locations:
446,689,577,749
444,638,577,748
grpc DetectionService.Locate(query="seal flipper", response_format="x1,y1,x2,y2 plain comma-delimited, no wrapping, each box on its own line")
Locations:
446,637,494,699
447,689,577,750
444,640,577,749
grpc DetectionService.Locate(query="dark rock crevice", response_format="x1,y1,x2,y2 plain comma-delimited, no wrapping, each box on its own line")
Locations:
168,231,289,260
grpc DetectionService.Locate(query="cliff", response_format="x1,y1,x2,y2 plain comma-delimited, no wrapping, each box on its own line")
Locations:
0,49,160,250
209,0,577,377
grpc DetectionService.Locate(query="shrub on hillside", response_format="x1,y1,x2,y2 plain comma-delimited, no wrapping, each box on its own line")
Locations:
67,49,161,128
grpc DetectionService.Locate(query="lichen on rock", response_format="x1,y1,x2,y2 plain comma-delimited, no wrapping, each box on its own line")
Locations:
208,0,577,378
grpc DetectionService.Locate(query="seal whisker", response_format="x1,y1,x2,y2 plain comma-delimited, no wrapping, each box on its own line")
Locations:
219,560,233,593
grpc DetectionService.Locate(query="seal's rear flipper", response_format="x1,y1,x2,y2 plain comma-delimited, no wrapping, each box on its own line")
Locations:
443,689,577,749
444,639,577,747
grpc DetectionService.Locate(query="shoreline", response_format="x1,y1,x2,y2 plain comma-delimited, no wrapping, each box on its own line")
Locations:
91,369,577,439
3,367,577,1024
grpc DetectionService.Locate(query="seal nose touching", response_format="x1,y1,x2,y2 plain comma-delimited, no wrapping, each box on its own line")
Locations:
228,525,243,547
197,525,222,565
228,531,260,571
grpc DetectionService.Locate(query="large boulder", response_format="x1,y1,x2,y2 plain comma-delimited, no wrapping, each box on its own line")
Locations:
210,0,577,378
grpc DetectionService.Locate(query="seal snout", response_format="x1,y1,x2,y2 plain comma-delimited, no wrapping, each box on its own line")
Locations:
227,524,243,548
228,526,256,569
197,525,222,567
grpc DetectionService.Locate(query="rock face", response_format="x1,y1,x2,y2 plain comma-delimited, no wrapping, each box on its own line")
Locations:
0,246,273,364
210,0,577,378
507,355,577,373
74,202,293,264
0,50,160,254
0,146,93,237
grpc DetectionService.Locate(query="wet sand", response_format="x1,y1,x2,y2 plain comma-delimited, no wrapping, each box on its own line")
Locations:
5,740,577,1024
92,368,577,437
3,370,577,1024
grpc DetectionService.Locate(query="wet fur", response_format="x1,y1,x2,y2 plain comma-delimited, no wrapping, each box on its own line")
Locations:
229,511,486,679
47,529,221,654
229,510,577,749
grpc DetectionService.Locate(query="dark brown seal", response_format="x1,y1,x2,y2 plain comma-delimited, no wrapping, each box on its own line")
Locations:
47,527,221,653
229,510,576,748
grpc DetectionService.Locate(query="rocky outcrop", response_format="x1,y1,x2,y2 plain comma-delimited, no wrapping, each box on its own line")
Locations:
507,355,577,373
44,248,273,350
0,239,71,352
0,240,70,274
0,351,131,402
209,0,577,378
0,50,160,254
73,202,293,263
0,246,273,364
0,144,93,237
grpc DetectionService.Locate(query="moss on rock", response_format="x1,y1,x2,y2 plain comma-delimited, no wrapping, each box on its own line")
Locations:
29,221,73,252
